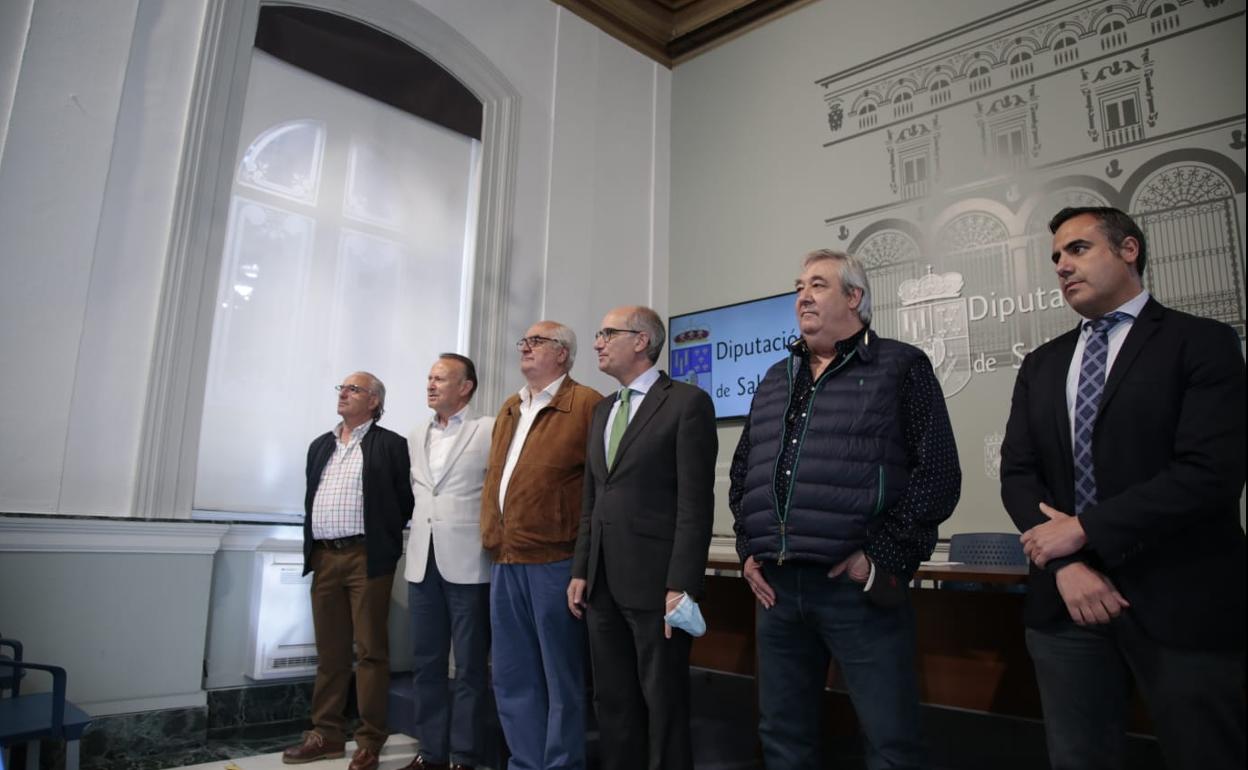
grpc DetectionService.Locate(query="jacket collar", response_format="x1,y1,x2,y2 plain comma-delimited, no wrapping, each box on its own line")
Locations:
788,326,875,369
504,374,581,416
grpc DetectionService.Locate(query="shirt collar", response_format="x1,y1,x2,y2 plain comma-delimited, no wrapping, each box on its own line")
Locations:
519,374,566,407
621,364,661,395
1078,290,1150,330
334,419,374,442
432,405,469,431
789,326,869,360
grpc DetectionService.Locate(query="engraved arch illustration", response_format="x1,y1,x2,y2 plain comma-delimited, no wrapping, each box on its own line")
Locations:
1127,157,1245,335
1041,20,1089,47
921,65,959,91
850,221,924,341
932,208,1018,358
886,77,921,102
959,52,999,78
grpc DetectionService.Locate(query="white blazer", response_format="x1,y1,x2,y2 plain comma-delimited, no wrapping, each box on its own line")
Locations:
405,412,495,585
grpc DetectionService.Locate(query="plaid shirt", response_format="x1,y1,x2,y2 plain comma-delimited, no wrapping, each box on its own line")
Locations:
311,420,373,540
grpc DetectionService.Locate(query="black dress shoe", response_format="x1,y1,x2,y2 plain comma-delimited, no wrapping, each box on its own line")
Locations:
399,756,449,770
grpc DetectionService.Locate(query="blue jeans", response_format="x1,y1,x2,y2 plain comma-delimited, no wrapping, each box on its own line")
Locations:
756,561,924,770
407,548,491,766
490,560,587,770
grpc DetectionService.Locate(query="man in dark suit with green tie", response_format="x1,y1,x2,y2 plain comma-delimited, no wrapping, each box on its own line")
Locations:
567,305,718,770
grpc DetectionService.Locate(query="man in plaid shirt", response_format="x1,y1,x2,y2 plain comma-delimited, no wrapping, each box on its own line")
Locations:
284,371,414,770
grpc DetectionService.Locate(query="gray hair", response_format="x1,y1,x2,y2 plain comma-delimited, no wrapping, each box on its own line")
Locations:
802,249,873,325
355,371,386,421
544,322,577,369
626,306,667,364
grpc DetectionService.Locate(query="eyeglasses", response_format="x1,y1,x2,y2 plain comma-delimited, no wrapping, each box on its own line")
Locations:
594,328,642,342
515,335,561,351
335,384,374,396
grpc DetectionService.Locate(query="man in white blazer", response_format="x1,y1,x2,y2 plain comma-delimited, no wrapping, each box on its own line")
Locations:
402,354,494,770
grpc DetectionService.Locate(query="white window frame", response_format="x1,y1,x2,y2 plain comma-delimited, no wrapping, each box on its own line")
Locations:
135,0,519,519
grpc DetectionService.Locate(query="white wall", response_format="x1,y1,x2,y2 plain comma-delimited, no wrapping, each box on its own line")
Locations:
670,0,1247,537
0,0,669,716
0,518,227,715
0,0,669,519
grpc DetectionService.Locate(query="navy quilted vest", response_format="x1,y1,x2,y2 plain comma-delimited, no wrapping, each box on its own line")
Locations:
737,331,923,565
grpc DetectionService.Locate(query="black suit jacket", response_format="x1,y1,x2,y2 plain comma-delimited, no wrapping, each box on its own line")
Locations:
1001,298,1245,649
303,423,415,579
573,372,718,611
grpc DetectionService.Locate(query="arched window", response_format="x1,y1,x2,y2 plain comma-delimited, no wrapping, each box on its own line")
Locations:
857,101,879,128
139,0,521,521
893,91,914,116
1099,18,1127,50
1131,163,1243,332
1148,3,1180,34
856,228,921,341
934,212,1013,358
196,9,485,516
968,63,992,93
1052,33,1080,65
1009,50,1034,79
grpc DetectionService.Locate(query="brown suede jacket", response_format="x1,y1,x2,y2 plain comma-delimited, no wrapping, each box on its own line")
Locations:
481,376,603,564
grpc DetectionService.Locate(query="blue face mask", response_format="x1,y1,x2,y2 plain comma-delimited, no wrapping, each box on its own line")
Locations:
663,592,706,637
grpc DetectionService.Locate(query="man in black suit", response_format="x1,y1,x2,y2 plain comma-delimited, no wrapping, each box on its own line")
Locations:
568,305,718,770
284,371,414,770
1001,207,1246,770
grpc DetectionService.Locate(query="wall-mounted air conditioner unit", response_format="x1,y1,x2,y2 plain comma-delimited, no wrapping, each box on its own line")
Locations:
246,539,317,680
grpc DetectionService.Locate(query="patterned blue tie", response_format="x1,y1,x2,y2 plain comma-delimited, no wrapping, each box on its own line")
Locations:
1072,312,1131,514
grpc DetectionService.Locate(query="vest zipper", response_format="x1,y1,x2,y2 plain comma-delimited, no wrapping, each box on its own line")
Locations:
771,349,859,564
873,465,886,517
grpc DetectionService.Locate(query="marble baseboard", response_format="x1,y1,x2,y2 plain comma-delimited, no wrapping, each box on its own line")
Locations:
206,680,317,732
24,683,324,770
24,706,209,770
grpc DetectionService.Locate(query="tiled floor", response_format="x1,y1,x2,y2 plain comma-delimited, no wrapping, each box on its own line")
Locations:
165,735,420,770
91,670,1164,770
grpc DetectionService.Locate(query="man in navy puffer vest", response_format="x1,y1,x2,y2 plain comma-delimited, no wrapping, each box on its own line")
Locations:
728,249,961,770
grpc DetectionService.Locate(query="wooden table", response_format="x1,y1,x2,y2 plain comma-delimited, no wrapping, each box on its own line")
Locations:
690,560,1153,733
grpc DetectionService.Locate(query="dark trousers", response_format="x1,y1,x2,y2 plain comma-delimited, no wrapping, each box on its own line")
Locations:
586,564,694,770
756,561,924,770
308,543,393,750
1026,614,1246,770
407,548,491,766
490,560,587,770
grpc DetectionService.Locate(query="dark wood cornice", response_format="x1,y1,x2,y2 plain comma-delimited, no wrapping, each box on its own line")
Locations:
552,0,819,67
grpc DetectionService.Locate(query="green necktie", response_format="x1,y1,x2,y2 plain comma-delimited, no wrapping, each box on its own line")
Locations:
606,387,632,468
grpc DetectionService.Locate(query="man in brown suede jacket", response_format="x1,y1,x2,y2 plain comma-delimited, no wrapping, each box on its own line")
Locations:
481,320,601,770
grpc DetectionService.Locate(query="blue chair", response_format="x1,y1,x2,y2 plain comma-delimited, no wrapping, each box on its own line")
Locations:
943,532,1027,592
0,637,24,695
0,645,92,770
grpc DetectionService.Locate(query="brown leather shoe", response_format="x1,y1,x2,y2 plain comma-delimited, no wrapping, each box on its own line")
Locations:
348,746,381,770
281,731,346,764
399,756,450,770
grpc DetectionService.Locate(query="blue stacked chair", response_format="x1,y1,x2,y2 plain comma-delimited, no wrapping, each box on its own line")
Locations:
0,637,24,695
943,532,1027,592
0,637,92,770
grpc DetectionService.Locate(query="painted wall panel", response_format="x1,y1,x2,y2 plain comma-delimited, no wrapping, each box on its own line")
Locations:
671,0,1246,537
0,0,141,512
59,0,210,517
545,10,671,395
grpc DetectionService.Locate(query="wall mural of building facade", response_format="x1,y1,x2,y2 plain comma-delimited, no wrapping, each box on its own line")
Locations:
813,0,1245,523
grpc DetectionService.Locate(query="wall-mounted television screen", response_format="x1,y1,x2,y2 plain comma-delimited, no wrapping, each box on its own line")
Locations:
668,291,799,420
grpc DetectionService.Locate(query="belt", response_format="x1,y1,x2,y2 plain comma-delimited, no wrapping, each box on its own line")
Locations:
315,534,366,550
